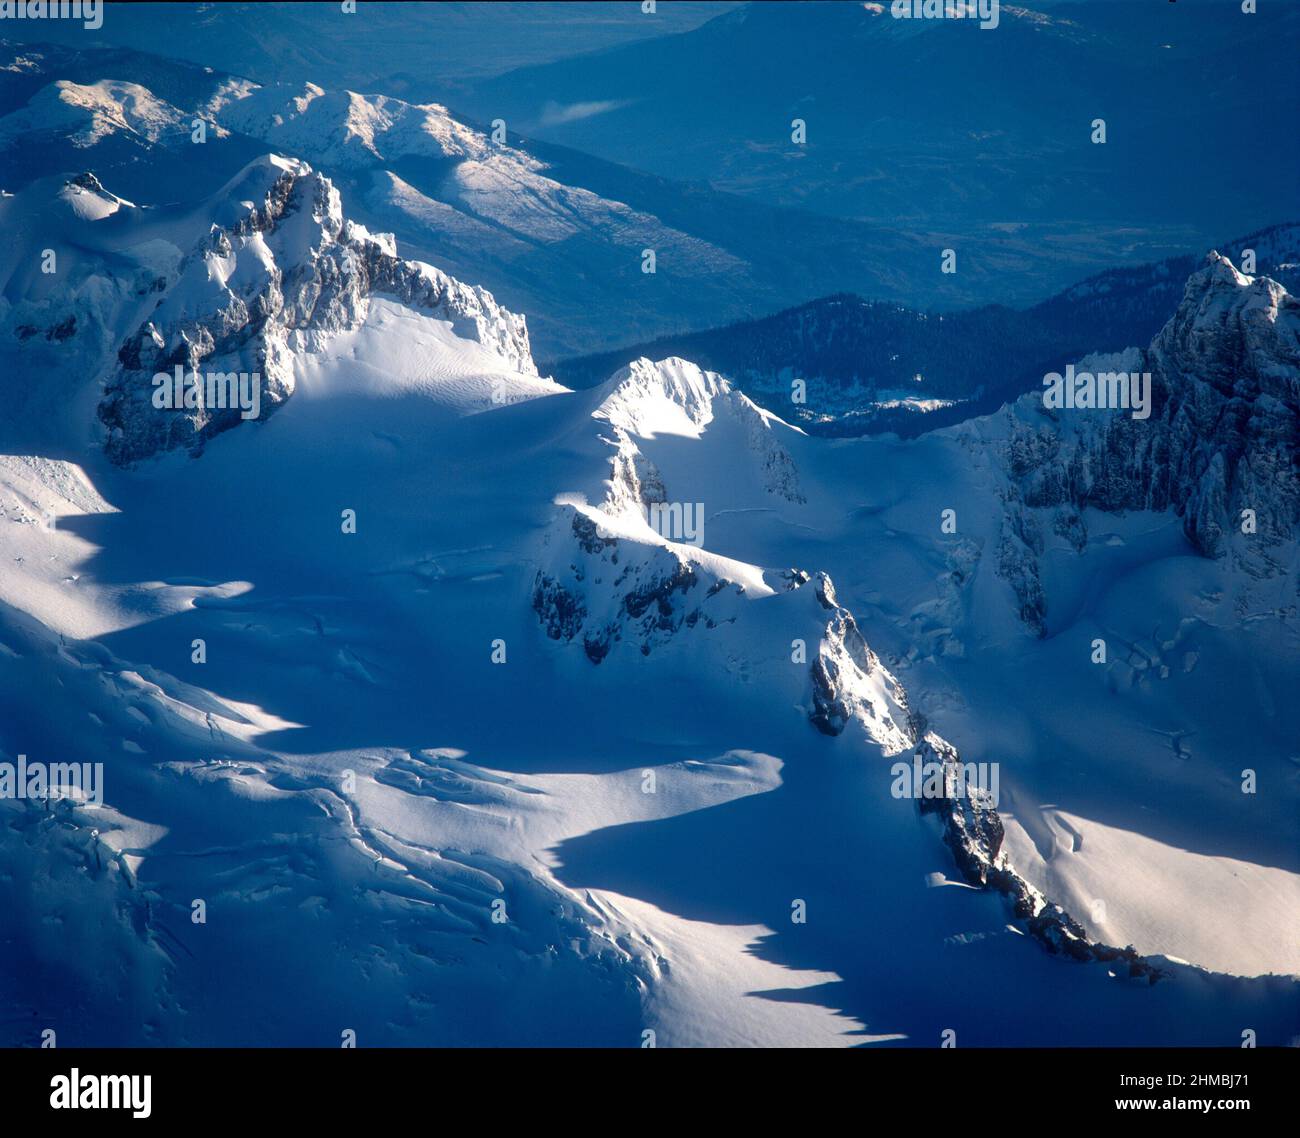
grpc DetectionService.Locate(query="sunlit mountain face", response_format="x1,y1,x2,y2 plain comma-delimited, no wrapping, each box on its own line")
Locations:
0,1,1296,1062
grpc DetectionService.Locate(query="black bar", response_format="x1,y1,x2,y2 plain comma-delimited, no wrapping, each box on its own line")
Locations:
1,1045,1292,1123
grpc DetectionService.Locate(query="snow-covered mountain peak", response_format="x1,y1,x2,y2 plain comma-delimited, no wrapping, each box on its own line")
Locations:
529,355,814,664
98,155,540,464
594,355,806,441
57,171,133,221
1151,249,1299,401
586,356,806,525
967,249,1299,638
1201,248,1250,286
212,79,499,171
0,77,189,150
593,357,729,438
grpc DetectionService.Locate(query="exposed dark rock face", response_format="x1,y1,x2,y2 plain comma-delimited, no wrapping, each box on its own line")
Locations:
623,562,698,626
15,317,76,342
572,513,617,557
530,513,737,664
68,172,109,194
532,575,586,645
47,315,77,341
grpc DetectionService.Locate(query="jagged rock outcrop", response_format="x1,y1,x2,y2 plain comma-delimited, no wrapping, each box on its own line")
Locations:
532,509,746,664
912,732,1165,982
986,253,1300,632
806,572,912,753
1003,253,1299,570
805,578,1166,981
99,155,536,464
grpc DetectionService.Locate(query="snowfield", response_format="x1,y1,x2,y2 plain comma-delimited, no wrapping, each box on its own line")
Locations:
0,153,1296,1047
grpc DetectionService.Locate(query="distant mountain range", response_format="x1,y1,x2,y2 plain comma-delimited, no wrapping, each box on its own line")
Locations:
549,222,1300,436
445,0,1299,240
0,25,1258,358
